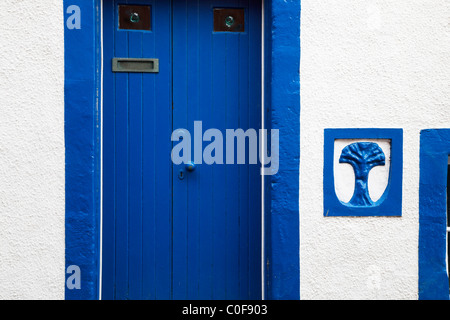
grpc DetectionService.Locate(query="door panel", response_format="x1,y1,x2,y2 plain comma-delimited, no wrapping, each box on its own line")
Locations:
172,0,262,299
102,0,173,300
102,0,261,300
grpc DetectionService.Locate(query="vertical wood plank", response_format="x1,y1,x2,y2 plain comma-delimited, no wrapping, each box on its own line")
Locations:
113,1,130,298
172,0,189,300
211,3,227,299
127,29,144,301
238,0,250,299
185,0,201,299
198,0,214,300
149,0,173,300
141,0,157,299
224,0,241,299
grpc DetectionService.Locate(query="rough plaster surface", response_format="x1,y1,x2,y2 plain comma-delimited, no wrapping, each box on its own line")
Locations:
0,1,64,299
300,0,450,299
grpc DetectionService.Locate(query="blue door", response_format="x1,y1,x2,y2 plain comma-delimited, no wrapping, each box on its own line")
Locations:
102,0,261,300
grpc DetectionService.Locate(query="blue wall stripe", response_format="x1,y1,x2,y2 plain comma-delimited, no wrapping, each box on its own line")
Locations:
64,0,102,300
419,129,450,300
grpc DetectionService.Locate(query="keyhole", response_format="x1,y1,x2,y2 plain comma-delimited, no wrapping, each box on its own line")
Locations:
178,170,185,180
130,12,140,23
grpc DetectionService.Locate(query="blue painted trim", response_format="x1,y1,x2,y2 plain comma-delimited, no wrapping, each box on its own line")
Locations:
323,128,403,217
264,0,300,300
419,129,450,300
64,0,102,300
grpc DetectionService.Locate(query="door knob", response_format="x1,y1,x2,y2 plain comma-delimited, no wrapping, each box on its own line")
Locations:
185,161,196,172
130,12,140,23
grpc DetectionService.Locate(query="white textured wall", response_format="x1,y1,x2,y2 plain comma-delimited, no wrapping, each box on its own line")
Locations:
300,0,450,299
0,1,65,299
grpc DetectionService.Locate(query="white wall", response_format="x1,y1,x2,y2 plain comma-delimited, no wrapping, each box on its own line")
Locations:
0,1,65,299
300,0,450,299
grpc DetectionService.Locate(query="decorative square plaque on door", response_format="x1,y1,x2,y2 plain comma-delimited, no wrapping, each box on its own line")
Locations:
119,5,151,31
213,8,245,32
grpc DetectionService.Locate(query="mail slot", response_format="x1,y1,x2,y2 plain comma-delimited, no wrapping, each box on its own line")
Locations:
112,58,159,73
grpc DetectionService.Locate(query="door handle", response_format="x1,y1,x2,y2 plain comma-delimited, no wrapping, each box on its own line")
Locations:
185,161,196,172
178,162,195,180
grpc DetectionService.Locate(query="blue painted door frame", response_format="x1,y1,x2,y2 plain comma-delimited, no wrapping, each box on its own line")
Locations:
64,0,300,300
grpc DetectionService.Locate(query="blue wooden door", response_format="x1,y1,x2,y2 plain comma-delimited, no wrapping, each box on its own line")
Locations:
102,0,261,300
